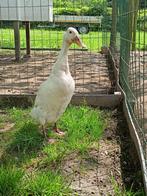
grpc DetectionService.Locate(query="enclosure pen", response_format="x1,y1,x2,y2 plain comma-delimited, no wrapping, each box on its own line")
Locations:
109,0,147,193
0,0,146,194
0,0,118,100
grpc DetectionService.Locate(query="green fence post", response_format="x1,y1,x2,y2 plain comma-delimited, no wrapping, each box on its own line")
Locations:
132,0,139,50
110,0,117,53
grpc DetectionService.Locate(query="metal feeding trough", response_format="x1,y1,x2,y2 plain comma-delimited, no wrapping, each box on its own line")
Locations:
0,0,53,61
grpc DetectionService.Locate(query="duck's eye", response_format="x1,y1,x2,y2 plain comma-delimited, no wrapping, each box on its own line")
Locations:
69,31,72,34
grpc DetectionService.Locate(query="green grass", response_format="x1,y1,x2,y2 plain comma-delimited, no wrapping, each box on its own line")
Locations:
0,28,110,51
22,171,70,196
0,105,145,195
0,105,106,195
0,166,24,196
0,28,146,52
112,178,145,196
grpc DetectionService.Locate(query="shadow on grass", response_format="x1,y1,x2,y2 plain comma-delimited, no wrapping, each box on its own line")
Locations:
0,121,44,166
0,121,72,196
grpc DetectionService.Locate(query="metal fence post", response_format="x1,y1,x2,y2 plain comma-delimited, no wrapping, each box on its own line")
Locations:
110,0,117,53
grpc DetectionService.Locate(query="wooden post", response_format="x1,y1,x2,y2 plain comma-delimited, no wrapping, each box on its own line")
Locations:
25,21,31,57
13,21,21,62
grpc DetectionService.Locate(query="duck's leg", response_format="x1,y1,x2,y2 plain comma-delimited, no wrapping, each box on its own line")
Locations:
41,125,56,144
52,123,65,136
41,125,47,138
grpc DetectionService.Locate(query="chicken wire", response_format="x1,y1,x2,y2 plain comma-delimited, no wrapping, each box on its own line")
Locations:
0,0,114,96
110,0,147,183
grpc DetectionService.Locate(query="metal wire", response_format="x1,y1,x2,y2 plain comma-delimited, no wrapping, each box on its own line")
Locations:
111,0,147,172
0,0,114,96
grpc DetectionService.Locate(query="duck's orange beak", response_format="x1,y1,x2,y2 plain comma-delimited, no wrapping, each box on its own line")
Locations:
73,36,86,48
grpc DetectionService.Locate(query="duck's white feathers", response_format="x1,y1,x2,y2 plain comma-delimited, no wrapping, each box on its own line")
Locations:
31,27,84,127
31,70,75,126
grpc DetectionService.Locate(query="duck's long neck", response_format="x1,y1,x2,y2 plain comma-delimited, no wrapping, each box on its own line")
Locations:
59,40,69,57
52,40,70,73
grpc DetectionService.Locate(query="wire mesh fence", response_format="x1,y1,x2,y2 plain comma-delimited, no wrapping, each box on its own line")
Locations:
0,0,114,96
110,0,147,185
0,0,147,192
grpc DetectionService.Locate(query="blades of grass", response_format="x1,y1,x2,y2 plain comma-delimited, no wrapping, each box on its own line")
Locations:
0,166,24,196
22,171,71,196
10,121,43,153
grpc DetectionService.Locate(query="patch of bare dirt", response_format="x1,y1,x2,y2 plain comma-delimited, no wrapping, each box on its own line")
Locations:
0,51,114,95
0,123,14,133
61,108,144,195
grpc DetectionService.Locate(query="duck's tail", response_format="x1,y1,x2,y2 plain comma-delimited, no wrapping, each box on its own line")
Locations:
30,107,46,125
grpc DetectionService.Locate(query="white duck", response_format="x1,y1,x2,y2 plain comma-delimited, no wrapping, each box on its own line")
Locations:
31,27,85,141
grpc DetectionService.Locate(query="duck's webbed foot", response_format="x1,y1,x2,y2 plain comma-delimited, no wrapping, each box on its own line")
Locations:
52,123,65,136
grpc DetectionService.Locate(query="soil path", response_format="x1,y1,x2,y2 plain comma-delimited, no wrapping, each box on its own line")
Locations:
61,108,143,195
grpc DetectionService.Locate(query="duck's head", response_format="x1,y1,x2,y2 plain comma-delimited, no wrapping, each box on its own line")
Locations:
64,27,86,48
